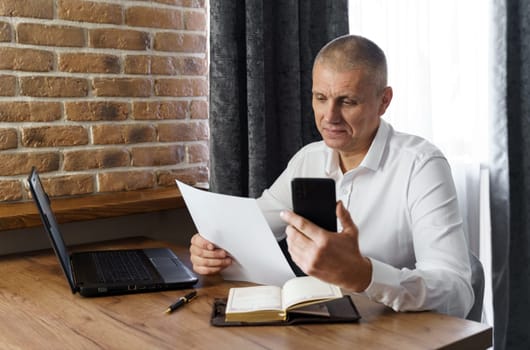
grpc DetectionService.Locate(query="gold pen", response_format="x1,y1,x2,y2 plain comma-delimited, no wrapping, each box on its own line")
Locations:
164,290,197,314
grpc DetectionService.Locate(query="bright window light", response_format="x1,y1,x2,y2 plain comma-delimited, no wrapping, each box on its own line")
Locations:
349,0,490,164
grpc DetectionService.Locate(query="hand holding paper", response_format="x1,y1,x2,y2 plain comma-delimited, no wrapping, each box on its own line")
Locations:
176,181,296,286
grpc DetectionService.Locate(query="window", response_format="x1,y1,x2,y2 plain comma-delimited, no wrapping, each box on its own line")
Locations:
349,0,490,163
349,0,492,325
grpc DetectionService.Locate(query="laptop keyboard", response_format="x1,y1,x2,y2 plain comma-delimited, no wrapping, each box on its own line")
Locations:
91,250,154,283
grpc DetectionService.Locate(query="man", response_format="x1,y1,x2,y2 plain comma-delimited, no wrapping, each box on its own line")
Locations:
190,35,474,318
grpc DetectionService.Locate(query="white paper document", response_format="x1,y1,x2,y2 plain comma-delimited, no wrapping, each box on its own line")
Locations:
176,181,296,286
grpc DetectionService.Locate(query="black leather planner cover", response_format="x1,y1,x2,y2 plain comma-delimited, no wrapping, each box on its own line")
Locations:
210,295,361,327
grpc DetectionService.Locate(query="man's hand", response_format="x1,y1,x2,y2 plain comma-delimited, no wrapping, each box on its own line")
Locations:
189,233,232,275
281,200,372,292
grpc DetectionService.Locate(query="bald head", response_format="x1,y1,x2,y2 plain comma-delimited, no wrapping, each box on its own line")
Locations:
314,35,388,94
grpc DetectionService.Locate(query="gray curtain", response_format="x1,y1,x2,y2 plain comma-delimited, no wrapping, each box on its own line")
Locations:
209,0,348,197
491,0,530,349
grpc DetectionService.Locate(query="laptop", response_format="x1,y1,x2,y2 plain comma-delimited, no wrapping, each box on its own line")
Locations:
27,168,198,297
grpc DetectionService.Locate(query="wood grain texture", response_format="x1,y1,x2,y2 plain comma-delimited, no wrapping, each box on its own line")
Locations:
0,238,492,350
0,187,185,231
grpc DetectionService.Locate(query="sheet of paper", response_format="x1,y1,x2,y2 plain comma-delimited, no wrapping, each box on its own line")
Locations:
176,181,296,286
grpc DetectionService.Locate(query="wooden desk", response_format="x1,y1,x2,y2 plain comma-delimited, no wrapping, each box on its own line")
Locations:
0,238,492,349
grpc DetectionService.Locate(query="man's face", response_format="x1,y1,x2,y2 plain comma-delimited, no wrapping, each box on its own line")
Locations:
312,62,391,155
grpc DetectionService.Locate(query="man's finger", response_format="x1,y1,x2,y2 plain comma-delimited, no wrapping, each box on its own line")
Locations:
191,233,215,250
280,210,324,241
190,254,231,268
189,244,228,259
285,223,312,250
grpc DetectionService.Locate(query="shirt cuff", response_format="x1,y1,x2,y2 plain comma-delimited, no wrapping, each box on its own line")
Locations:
364,258,401,303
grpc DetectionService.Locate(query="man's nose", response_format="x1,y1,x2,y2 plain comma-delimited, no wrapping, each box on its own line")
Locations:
324,102,341,123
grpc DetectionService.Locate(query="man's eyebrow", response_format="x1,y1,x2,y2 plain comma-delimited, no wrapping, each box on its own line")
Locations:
338,94,359,99
311,89,363,99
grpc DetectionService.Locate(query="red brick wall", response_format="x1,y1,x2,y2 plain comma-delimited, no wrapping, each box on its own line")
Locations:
0,0,209,202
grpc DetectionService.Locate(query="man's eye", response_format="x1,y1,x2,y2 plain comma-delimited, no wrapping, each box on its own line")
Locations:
314,95,326,101
342,99,357,105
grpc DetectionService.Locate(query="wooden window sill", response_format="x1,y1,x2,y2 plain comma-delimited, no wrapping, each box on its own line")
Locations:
0,187,185,231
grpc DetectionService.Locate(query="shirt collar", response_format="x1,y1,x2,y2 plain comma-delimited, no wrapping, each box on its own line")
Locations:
325,147,340,176
360,118,390,171
324,118,391,174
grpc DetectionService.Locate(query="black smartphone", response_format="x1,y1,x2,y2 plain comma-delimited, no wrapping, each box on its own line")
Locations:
291,178,337,232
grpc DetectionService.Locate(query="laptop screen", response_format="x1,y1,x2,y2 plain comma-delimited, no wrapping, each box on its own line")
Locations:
28,168,77,293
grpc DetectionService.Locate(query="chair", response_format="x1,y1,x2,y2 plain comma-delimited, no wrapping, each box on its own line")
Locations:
466,253,485,322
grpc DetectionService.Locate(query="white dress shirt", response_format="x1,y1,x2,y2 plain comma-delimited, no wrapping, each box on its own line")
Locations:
257,119,474,318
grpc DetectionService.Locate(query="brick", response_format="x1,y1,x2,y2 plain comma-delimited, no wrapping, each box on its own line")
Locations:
59,53,120,73
41,174,94,197
20,77,88,97
0,102,61,122
124,55,150,75
17,23,85,47
0,0,54,19
0,75,16,96
132,101,187,120
126,55,207,76
126,7,183,30
58,0,123,25
188,143,208,163
0,0,209,204
65,101,130,121
0,151,59,176
0,180,23,201
0,128,17,150
89,28,150,50
131,145,185,167
29,102,63,121
0,21,12,42
190,100,208,119
157,166,208,187
151,56,207,75
98,171,156,192
158,121,208,142
22,126,89,147
0,47,53,72
64,148,130,171
154,32,206,53
92,78,152,97
184,10,206,31
153,0,205,7
154,78,207,97
92,124,156,144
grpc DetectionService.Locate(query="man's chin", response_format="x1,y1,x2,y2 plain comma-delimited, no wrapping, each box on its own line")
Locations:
323,138,349,151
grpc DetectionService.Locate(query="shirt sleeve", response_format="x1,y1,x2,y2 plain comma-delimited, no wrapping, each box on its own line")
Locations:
256,189,289,241
255,164,294,241
256,145,320,240
363,157,474,318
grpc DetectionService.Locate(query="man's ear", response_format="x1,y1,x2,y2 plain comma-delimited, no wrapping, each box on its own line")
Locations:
378,86,393,115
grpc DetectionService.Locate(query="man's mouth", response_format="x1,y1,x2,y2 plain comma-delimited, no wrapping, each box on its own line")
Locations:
323,127,346,137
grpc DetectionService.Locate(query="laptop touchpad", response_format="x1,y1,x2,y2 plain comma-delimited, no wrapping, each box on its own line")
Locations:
151,257,173,268
151,257,193,279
